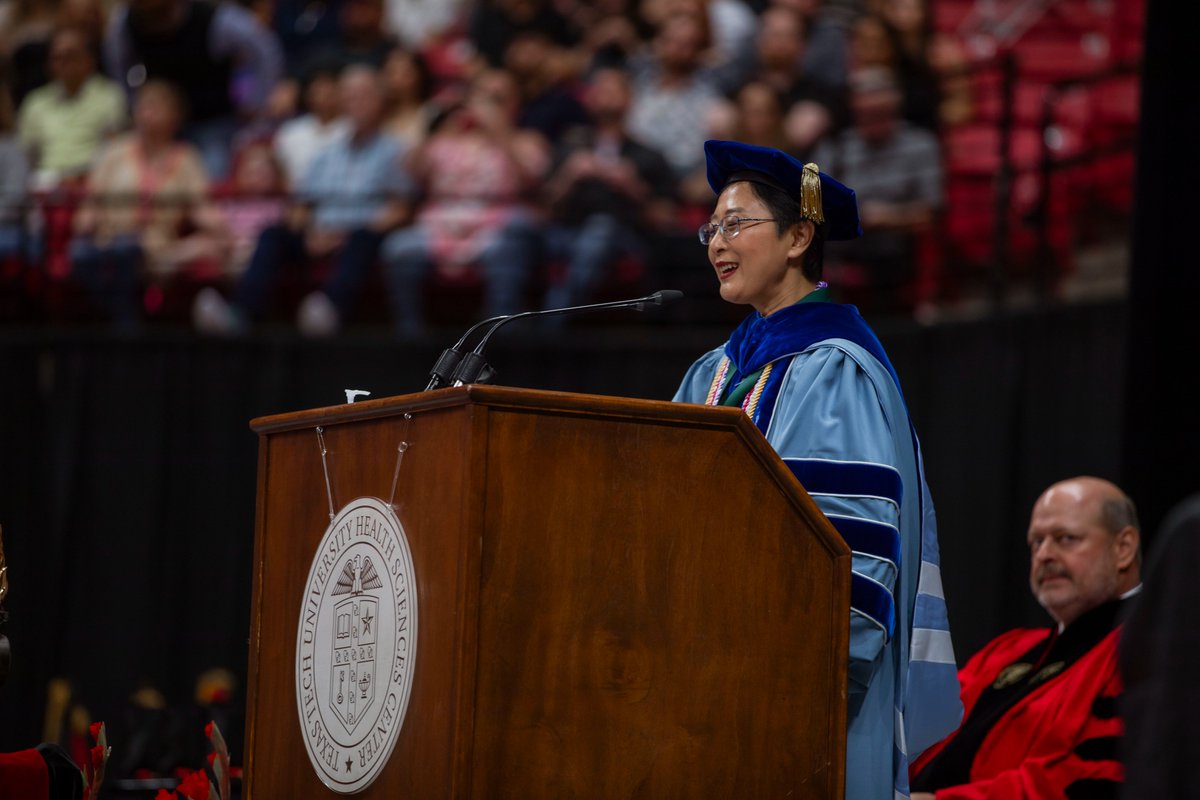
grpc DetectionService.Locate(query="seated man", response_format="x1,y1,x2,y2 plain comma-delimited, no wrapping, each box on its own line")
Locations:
496,63,677,317
17,25,126,187
910,476,1141,799
193,65,413,337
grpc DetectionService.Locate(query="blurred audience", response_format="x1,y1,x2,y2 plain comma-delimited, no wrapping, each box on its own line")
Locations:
468,0,575,70
814,67,941,314
0,63,29,266
384,0,465,51
0,0,1140,330
707,80,790,153
213,138,287,278
640,0,757,78
382,68,548,337
569,0,647,69
294,0,396,76
104,0,284,178
776,0,853,94
852,7,939,130
70,80,227,329
501,64,677,314
270,0,347,69
735,4,843,156
927,30,972,129
193,65,413,337
380,46,435,149
0,0,60,106
273,60,350,186
627,10,720,202
58,0,110,50
503,29,588,144
877,0,970,129
17,25,126,189
878,0,932,81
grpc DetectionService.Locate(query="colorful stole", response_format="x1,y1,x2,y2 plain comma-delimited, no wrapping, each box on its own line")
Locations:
703,356,775,420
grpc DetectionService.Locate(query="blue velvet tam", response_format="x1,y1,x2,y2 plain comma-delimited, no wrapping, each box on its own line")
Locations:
704,139,862,241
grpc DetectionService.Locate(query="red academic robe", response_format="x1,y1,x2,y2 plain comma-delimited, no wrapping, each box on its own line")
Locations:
910,626,1124,799
0,749,49,800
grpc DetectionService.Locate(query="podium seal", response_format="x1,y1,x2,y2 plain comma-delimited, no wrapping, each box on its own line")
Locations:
295,497,418,793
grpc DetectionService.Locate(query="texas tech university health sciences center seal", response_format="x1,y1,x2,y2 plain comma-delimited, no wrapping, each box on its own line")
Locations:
295,497,418,793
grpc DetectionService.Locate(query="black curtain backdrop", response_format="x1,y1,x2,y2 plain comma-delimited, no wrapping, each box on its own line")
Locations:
0,300,1126,754
1120,0,1200,544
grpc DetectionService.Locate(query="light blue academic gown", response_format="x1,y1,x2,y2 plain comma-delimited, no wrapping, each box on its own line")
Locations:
674,298,962,799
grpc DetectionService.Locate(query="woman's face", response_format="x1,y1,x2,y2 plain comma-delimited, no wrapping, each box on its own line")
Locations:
134,86,181,140
737,83,782,142
235,145,280,194
306,74,340,119
852,16,895,68
467,71,520,121
384,50,420,102
707,182,812,315
883,0,925,35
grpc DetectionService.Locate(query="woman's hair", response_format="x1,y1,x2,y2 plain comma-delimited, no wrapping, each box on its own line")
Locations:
394,48,434,103
742,179,826,283
0,58,13,132
298,58,343,109
13,0,62,22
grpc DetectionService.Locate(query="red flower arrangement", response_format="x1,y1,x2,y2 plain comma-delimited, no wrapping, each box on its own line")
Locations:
206,721,232,800
150,720,231,800
76,717,233,800
178,769,214,800
81,721,110,800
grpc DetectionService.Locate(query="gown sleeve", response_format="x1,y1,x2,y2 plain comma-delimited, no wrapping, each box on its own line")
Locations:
766,345,907,696
672,346,726,404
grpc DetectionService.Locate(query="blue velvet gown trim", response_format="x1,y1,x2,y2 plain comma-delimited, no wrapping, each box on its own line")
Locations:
724,302,904,400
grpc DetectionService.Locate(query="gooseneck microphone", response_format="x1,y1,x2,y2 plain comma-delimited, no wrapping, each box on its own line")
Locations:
426,290,683,389
423,313,507,391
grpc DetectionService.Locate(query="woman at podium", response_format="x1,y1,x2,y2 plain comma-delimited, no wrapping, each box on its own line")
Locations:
674,140,961,800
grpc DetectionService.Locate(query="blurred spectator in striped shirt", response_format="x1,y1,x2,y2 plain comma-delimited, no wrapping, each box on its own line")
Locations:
193,65,413,337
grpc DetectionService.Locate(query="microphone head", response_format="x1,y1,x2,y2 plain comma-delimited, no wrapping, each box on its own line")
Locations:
637,290,684,310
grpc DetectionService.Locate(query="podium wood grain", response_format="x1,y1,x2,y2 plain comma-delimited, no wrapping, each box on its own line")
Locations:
245,386,849,798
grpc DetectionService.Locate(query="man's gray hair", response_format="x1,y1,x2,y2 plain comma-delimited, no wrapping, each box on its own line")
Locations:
1100,493,1139,534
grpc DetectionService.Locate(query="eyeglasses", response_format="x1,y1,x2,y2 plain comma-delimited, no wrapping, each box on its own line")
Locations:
697,215,777,245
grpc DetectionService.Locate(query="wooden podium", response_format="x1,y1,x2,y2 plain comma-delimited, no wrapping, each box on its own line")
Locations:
245,386,849,798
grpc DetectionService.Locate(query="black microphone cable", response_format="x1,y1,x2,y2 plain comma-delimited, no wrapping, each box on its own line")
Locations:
447,290,684,386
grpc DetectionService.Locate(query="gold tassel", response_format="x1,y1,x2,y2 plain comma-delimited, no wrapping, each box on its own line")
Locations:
800,162,825,225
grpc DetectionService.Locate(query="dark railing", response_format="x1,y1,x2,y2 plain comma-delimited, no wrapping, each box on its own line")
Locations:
1029,60,1141,299
936,50,1140,311
992,50,1019,308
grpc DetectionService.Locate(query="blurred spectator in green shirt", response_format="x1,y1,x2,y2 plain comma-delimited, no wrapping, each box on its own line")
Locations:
17,25,126,187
